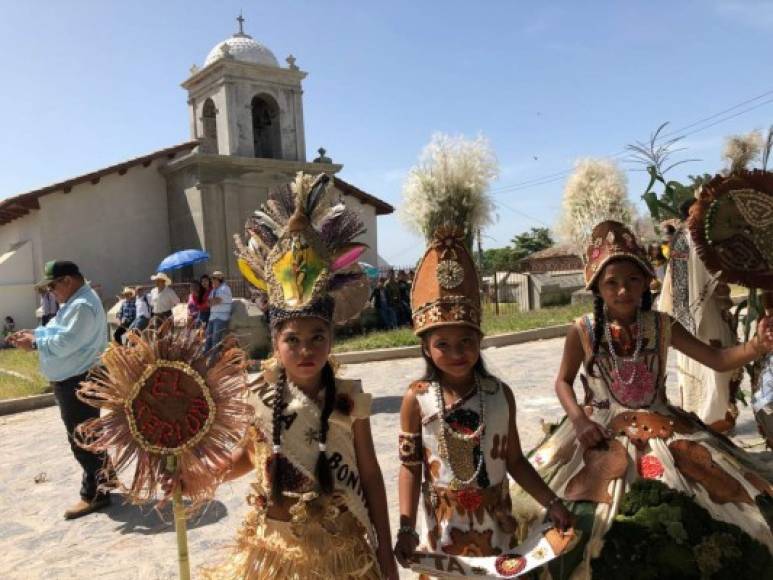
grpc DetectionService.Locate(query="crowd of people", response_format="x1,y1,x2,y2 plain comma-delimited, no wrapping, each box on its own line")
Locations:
110,270,233,355
369,269,413,329
2,170,772,579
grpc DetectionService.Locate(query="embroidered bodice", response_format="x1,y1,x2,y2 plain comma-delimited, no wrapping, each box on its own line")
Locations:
577,310,672,410
414,375,510,490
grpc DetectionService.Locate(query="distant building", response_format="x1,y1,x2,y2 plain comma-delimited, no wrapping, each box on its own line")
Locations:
520,244,583,273
0,17,393,328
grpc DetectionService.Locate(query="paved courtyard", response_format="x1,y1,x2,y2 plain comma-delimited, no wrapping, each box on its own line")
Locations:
0,338,768,579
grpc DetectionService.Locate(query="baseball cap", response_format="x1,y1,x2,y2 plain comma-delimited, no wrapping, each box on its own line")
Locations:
36,260,81,288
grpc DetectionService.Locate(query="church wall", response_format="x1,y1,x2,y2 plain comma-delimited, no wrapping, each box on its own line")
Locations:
0,216,42,328
38,161,171,300
331,191,379,267
166,167,206,266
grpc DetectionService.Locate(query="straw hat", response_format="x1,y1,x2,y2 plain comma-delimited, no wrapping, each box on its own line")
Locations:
150,272,172,285
121,286,136,298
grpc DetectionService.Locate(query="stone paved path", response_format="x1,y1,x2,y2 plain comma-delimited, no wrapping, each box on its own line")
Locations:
0,338,768,579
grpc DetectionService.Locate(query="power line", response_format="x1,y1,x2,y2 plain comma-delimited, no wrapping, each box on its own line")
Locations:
490,88,773,197
493,199,551,227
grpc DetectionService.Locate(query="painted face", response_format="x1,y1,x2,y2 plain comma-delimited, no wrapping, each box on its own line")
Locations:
424,325,481,381
597,259,649,317
274,318,332,384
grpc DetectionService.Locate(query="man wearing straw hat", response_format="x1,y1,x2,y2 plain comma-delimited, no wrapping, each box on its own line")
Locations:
205,270,232,356
113,287,136,344
149,272,180,323
9,260,111,519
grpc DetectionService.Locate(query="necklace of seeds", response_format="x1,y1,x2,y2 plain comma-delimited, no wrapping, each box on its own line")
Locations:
603,306,644,386
434,375,486,488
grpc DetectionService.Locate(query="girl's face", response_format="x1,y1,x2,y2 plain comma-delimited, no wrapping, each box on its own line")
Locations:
274,318,332,384
201,277,211,289
597,260,649,318
424,325,481,381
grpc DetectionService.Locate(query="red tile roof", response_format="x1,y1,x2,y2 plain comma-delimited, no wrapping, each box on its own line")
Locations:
0,142,394,225
0,141,199,226
334,177,395,216
522,244,580,260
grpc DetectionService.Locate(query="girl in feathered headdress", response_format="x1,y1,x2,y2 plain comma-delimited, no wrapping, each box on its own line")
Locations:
393,135,574,578
201,173,398,579
521,158,773,579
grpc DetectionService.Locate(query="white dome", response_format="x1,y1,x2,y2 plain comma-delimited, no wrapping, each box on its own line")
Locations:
204,34,279,68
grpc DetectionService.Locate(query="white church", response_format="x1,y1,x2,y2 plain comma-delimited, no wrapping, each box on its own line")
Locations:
0,17,393,329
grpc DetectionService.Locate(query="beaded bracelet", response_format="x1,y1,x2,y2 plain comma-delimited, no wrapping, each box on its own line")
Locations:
397,525,419,542
545,496,563,509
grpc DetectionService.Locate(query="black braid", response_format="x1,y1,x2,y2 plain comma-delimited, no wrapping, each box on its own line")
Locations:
641,288,653,312
588,293,605,377
270,380,285,503
315,363,336,494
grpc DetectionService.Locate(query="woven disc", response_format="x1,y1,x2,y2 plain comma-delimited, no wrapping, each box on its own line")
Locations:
688,169,773,289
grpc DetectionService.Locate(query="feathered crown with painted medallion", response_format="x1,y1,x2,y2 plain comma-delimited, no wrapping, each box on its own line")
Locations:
234,173,370,327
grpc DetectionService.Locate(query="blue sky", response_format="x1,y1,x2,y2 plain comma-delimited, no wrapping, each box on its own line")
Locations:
3,1,773,265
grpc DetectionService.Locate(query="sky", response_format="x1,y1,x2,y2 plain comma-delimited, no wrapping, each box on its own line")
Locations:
3,1,773,266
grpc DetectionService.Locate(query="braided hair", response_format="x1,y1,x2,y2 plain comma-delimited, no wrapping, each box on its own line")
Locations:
269,361,337,502
269,378,286,503
315,363,336,494
587,277,653,377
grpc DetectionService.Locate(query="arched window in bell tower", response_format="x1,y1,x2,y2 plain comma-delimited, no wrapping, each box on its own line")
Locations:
202,98,218,154
251,94,281,159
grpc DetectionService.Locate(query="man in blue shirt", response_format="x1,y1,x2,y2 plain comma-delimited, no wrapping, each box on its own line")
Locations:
205,270,232,357
10,260,110,519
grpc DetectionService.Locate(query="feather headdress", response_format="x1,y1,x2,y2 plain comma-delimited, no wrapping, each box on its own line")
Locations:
401,133,498,334
234,172,369,326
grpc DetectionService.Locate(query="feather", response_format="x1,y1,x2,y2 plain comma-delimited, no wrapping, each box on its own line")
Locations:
272,184,296,217
252,210,281,235
320,209,365,248
328,271,365,291
305,173,331,215
265,199,289,223
238,258,267,291
331,243,368,272
248,219,278,247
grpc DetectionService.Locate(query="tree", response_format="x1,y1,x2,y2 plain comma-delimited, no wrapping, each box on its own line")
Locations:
511,227,553,261
477,247,521,274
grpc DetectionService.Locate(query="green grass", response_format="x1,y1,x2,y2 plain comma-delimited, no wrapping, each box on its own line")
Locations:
0,349,50,400
333,303,589,352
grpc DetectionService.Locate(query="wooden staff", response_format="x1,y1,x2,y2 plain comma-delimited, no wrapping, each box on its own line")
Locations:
167,455,191,580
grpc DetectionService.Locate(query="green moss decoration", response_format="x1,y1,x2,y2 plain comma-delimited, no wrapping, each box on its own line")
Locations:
591,480,771,579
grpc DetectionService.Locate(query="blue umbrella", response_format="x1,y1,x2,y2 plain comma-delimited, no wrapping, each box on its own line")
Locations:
358,262,380,280
158,249,210,272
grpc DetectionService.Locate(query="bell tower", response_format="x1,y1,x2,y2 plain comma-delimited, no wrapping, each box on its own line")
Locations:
182,15,307,161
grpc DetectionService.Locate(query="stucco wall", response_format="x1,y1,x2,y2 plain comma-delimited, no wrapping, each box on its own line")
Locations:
328,187,378,267
0,215,43,328
37,160,171,298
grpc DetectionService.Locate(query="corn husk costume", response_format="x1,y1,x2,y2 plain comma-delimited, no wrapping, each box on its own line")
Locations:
203,173,381,579
516,219,773,579
687,168,773,446
399,135,575,578
75,320,252,579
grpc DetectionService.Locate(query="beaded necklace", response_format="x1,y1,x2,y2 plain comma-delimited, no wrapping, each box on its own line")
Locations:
433,374,486,489
603,306,643,386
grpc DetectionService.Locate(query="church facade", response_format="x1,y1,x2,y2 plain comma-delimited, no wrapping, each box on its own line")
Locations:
0,20,393,328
